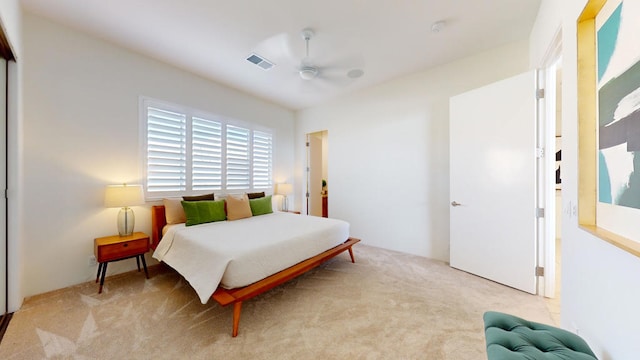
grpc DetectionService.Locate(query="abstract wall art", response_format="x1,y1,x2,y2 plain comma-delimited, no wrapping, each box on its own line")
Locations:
597,0,640,209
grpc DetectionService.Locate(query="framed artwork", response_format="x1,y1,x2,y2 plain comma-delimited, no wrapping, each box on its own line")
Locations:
597,0,640,210
577,0,640,257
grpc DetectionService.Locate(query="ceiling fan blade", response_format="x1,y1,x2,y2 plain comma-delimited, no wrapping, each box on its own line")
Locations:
314,53,366,85
316,71,357,87
316,52,365,72
253,32,297,67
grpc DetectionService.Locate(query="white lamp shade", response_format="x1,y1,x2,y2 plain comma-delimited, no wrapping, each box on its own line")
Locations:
276,183,293,196
104,184,145,208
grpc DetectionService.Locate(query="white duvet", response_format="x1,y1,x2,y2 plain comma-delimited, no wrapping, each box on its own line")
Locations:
152,212,350,304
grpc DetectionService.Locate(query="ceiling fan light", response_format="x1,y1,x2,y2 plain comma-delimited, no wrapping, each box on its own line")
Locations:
299,66,318,80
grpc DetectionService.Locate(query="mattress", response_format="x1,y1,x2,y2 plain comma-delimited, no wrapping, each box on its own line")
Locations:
152,212,350,304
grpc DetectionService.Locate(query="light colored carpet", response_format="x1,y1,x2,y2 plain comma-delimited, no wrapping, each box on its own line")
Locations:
0,244,554,359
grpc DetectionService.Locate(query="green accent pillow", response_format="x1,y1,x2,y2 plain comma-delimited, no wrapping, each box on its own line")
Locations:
249,195,273,216
181,200,226,226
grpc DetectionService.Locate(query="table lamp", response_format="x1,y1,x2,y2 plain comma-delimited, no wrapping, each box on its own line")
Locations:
104,184,145,236
276,183,293,212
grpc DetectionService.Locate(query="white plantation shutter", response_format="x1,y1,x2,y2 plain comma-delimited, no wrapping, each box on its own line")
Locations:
192,117,222,190
146,107,187,192
142,99,273,197
226,125,250,190
252,131,272,189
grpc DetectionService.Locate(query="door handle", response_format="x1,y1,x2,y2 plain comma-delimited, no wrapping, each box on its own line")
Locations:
451,201,462,207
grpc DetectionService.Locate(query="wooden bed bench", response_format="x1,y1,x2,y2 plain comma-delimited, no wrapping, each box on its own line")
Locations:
151,205,360,337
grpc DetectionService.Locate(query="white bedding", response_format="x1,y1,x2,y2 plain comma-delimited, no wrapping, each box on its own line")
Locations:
152,212,350,304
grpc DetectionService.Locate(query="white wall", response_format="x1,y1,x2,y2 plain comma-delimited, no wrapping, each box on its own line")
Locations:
295,41,529,260
531,1,640,358
21,13,295,298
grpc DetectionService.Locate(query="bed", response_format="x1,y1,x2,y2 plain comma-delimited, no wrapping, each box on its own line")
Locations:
150,204,360,337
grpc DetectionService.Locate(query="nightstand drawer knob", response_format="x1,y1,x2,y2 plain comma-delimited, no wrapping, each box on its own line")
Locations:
123,243,128,247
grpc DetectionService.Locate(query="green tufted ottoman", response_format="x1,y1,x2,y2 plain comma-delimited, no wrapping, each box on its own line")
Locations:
483,311,597,359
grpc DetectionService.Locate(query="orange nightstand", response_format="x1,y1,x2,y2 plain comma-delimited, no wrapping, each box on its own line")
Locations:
94,232,150,293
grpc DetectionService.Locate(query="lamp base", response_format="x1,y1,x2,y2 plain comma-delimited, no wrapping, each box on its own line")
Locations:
282,196,289,212
117,207,135,236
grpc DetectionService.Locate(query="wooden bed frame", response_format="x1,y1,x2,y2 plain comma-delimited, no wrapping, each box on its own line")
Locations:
150,205,360,337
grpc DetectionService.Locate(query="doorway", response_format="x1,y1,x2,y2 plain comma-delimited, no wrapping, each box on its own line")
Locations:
306,131,328,217
541,35,563,324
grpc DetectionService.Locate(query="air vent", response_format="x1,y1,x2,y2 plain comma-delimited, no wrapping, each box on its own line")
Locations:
246,53,275,70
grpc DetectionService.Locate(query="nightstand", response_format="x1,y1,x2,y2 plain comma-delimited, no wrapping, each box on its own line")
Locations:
94,232,150,293
284,210,301,214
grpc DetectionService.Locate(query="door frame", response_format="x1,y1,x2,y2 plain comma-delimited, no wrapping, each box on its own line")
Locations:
305,131,327,216
539,28,563,298
0,26,15,316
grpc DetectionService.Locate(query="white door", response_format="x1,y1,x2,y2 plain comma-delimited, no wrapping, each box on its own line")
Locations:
449,71,538,294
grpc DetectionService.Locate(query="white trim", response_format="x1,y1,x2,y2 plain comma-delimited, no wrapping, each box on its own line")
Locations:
537,28,563,299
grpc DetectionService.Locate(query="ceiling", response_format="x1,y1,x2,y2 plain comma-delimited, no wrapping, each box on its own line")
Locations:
21,0,541,110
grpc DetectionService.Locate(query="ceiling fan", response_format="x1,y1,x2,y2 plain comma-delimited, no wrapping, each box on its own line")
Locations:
295,27,364,82
250,27,364,86
298,28,320,80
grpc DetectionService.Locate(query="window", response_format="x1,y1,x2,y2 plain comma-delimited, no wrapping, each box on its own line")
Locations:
142,98,273,198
